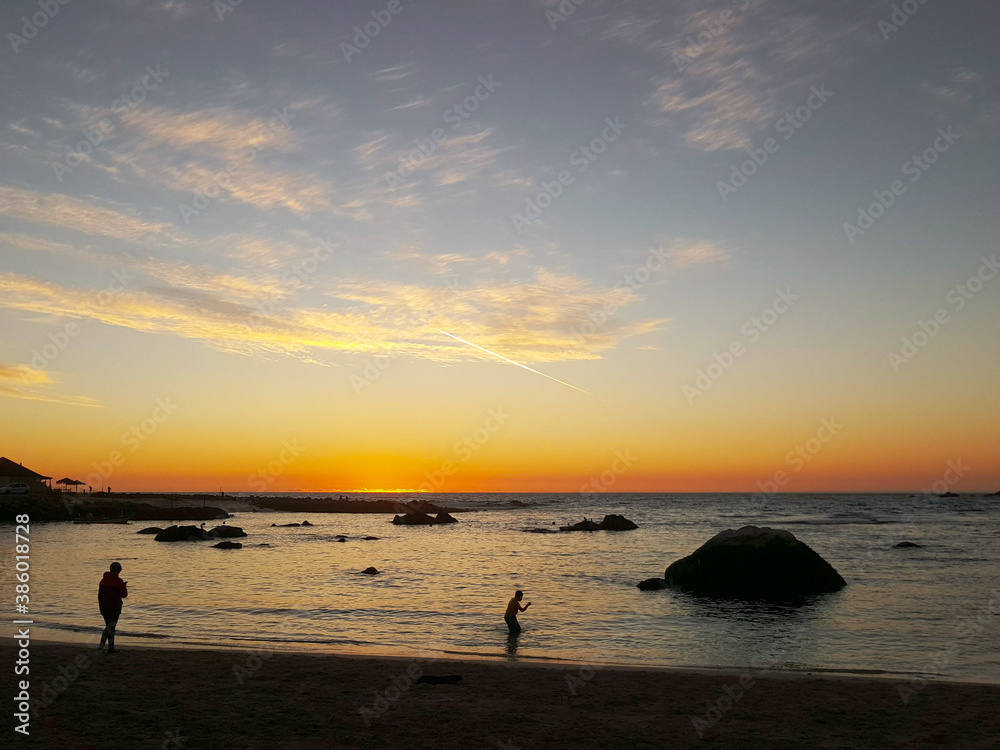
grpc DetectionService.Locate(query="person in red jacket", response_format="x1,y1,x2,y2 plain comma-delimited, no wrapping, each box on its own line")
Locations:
98,562,128,653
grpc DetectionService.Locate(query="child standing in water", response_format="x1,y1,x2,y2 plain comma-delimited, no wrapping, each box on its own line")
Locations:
505,590,531,634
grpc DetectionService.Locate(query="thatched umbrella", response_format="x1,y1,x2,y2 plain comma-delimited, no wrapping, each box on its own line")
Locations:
57,478,86,493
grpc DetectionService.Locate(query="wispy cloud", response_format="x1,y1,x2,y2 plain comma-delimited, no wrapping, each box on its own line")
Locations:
0,266,663,365
644,0,861,151
0,364,99,407
0,185,172,241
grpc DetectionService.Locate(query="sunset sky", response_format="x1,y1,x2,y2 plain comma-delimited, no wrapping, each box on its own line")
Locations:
1,0,997,493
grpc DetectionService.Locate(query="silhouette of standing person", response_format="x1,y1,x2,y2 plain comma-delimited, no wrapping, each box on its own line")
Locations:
98,562,128,653
505,590,531,634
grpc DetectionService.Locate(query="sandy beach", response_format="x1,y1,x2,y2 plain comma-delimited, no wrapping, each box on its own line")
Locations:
7,643,998,749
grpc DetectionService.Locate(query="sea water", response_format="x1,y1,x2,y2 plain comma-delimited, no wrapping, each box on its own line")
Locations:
9,493,999,681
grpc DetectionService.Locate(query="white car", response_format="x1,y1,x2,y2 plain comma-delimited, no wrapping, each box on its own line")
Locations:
0,483,30,495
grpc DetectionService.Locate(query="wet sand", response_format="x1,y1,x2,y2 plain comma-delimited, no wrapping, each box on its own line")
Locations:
6,643,998,749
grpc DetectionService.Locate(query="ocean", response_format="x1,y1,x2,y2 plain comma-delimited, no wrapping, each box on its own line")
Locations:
11,493,1000,681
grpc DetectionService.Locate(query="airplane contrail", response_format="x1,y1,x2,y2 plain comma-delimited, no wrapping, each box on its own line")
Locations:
439,330,596,398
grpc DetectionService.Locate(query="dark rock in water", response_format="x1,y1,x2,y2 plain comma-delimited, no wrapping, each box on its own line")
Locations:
417,675,462,685
209,525,246,538
392,511,458,526
272,522,301,527
335,537,346,543
637,577,669,591
300,520,313,526
137,527,163,535
560,518,602,532
509,499,527,506
598,514,639,531
894,541,922,548
523,528,559,534
213,541,243,549
362,536,380,541
154,525,210,542
361,567,380,575
938,492,959,498
560,514,638,532
663,526,846,601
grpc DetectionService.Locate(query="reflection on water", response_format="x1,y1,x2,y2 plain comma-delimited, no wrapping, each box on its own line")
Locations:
8,492,1000,680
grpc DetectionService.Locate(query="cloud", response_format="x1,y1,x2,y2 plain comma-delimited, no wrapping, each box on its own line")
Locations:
122,106,297,158
645,0,860,151
0,185,172,242
0,364,99,407
387,96,434,112
0,265,663,365
371,64,415,82
663,239,731,268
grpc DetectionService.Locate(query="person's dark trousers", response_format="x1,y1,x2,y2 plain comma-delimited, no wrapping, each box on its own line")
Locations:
100,606,121,651
505,615,521,634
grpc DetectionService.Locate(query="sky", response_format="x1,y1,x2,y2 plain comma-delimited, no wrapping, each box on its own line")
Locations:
0,0,998,493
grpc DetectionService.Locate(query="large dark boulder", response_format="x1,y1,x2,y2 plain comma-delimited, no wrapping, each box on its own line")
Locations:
435,511,458,524
598,514,638,531
154,525,210,542
663,526,846,601
213,541,243,549
637,577,669,591
209,525,247,538
361,567,380,575
136,527,163,535
894,541,921,548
